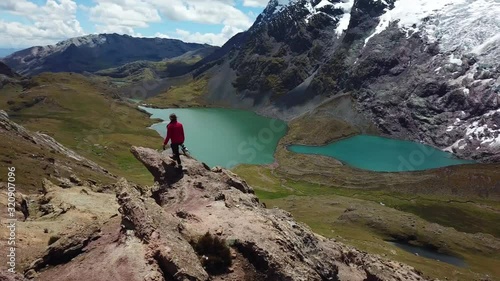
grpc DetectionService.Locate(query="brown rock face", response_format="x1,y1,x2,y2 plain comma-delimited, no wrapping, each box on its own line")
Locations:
0,270,29,281
26,147,429,281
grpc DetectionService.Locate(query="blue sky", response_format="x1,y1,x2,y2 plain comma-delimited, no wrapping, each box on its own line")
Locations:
0,0,269,48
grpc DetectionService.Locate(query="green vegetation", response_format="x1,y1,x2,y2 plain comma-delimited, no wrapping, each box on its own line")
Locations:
232,164,500,280
229,104,499,280
192,232,232,275
94,55,203,85
145,76,209,107
0,73,160,185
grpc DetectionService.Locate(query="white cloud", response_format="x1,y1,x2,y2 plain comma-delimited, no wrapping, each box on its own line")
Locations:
154,32,171,38
174,25,243,46
0,0,84,48
242,0,269,8
150,0,253,29
0,0,37,13
0,0,259,48
87,0,255,45
88,0,161,34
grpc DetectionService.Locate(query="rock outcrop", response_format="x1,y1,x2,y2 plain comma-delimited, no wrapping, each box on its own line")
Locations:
0,270,29,281
24,147,429,281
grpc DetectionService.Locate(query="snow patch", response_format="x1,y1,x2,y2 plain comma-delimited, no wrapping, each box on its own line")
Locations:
316,0,333,9
449,54,462,65
365,0,462,46
364,0,500,66
333,0,355,35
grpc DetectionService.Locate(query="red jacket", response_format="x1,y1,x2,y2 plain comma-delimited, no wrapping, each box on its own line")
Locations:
163,121,185,145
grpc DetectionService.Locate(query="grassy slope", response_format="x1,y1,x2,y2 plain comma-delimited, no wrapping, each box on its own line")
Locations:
0,73,161,185
276,109,500,200
145,76,209,107
231,107,500,280
94,56,203,85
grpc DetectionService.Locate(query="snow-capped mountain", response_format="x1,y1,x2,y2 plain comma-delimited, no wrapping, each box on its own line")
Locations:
358,0,500,160
2,34,214,76
197,0,500,161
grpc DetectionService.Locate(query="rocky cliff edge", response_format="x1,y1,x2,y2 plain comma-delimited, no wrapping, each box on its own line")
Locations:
7,146,431,281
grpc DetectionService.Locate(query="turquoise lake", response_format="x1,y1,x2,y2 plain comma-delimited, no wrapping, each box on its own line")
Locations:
288,135,474,172
140,107,288,168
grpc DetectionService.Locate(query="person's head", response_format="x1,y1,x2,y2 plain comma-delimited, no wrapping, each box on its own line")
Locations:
169,113,177,122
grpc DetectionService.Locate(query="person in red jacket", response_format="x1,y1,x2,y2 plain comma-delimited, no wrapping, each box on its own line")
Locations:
162,113,185,167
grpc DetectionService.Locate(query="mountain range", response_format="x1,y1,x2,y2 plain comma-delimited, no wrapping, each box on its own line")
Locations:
1,0,499,162
2,34,216,76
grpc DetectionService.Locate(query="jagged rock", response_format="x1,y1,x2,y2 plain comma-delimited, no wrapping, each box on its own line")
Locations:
39,204,56,216
220,170,254,194
24,269,37,279
0,270,30,281
14,193,30,221
130,146,184,184
69,174,82,185
58,178,73,189
124,147,427,281
28,224,102,271
42,178,58,194
21,148,429,281
59,202,74,213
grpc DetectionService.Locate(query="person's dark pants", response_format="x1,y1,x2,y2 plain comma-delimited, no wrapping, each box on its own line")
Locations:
171,143,182,165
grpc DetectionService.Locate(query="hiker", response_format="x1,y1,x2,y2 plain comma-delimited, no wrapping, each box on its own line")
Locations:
162,113,185,168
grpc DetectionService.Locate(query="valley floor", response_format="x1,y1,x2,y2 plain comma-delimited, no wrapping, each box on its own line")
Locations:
233,112,500,281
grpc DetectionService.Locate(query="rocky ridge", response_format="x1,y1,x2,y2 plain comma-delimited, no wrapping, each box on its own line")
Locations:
2,34,215,76
4,146,429,281
0,62,22,88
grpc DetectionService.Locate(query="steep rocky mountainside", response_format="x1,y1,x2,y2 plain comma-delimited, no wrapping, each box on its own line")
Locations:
0,62,23,88
2,34,216,76
0,62,19,78
198,0,500,162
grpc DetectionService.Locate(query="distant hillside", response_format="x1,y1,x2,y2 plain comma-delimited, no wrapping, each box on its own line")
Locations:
2,34,216,76
0,61,22,88
94,47,217,83
0,62,19,78
0,48,20,58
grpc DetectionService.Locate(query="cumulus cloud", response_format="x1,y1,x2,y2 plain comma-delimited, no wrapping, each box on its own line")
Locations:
0,0,84,48
89,0,254,45
0,0,37,13
154,32,171,38
243,0,270,8
174,25,243,46
150,0,253,29
0,0,259,47
88,0,161,34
